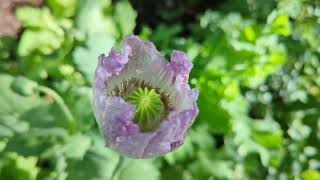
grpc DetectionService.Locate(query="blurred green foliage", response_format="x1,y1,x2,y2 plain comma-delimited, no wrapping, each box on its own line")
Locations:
0,0,319,179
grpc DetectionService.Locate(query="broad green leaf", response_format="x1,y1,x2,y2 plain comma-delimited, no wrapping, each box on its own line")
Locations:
196,72,232,134
114,1,137,37
70,87,95,130
0,115,29,139
63,133,91,159
73,33,115,82
66,132,117,180
67,151,113,180
4,127,68,157
10,76,38,96
118,160,160,180
0,74,43,115
19,105,57,129
75,0,118,37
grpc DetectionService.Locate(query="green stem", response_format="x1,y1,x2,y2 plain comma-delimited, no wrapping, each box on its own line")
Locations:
110,155,125,180
37,86,75,129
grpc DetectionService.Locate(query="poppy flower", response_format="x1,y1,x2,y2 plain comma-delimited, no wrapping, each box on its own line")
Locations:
92,35,198,158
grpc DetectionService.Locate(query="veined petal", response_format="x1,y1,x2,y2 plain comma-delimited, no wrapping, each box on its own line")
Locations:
142,104,199,158
101,97,151,158
105,35,175,99
170,50,192,79
93,44,131,128
101,96,198,158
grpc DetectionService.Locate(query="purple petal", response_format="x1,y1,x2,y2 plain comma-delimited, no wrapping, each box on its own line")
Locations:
101,97,152,158
92,45,131,128
101,97,198,158
142,105,199,158
170,50,193,78
101,47,130,77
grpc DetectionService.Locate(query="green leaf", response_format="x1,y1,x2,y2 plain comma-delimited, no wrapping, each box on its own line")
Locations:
0,140,7,152
189,125,215,149
238,140,271,167
243,26,257,42
73,33,115,82
10,76,38,96
66,133,118,180
268,12,292,36
5,127,68,157
67,151,113,180
302,170,320,180
114,1,137,37
0,152,39,180
15,7,63,34
0,74,43,115
188,152,233,180
75,0,118,37
252,120,283,149
0,115,29,139
118,160,160,180
47,0,76,18
63,133,91,159
151,25,182,51
19,105,57,129
16,89,74,131
15,7,64,56
196,72,233,134
70,87,95,130
253,133,283,149
18,30,64,56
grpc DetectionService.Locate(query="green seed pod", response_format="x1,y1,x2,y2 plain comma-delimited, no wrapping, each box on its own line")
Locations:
126,87,165,132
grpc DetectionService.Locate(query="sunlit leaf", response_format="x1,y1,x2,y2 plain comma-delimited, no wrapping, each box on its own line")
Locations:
73,33,115,82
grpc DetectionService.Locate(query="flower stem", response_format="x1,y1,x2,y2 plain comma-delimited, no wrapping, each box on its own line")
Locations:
110,155,125,180
37,86,75,130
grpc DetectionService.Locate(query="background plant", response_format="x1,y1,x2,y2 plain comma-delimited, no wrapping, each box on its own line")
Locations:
0,0,319,179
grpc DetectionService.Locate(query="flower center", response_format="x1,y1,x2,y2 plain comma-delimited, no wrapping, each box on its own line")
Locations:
126,87,165,132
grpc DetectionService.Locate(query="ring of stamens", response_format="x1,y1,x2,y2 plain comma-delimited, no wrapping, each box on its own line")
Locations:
107,78,173,132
